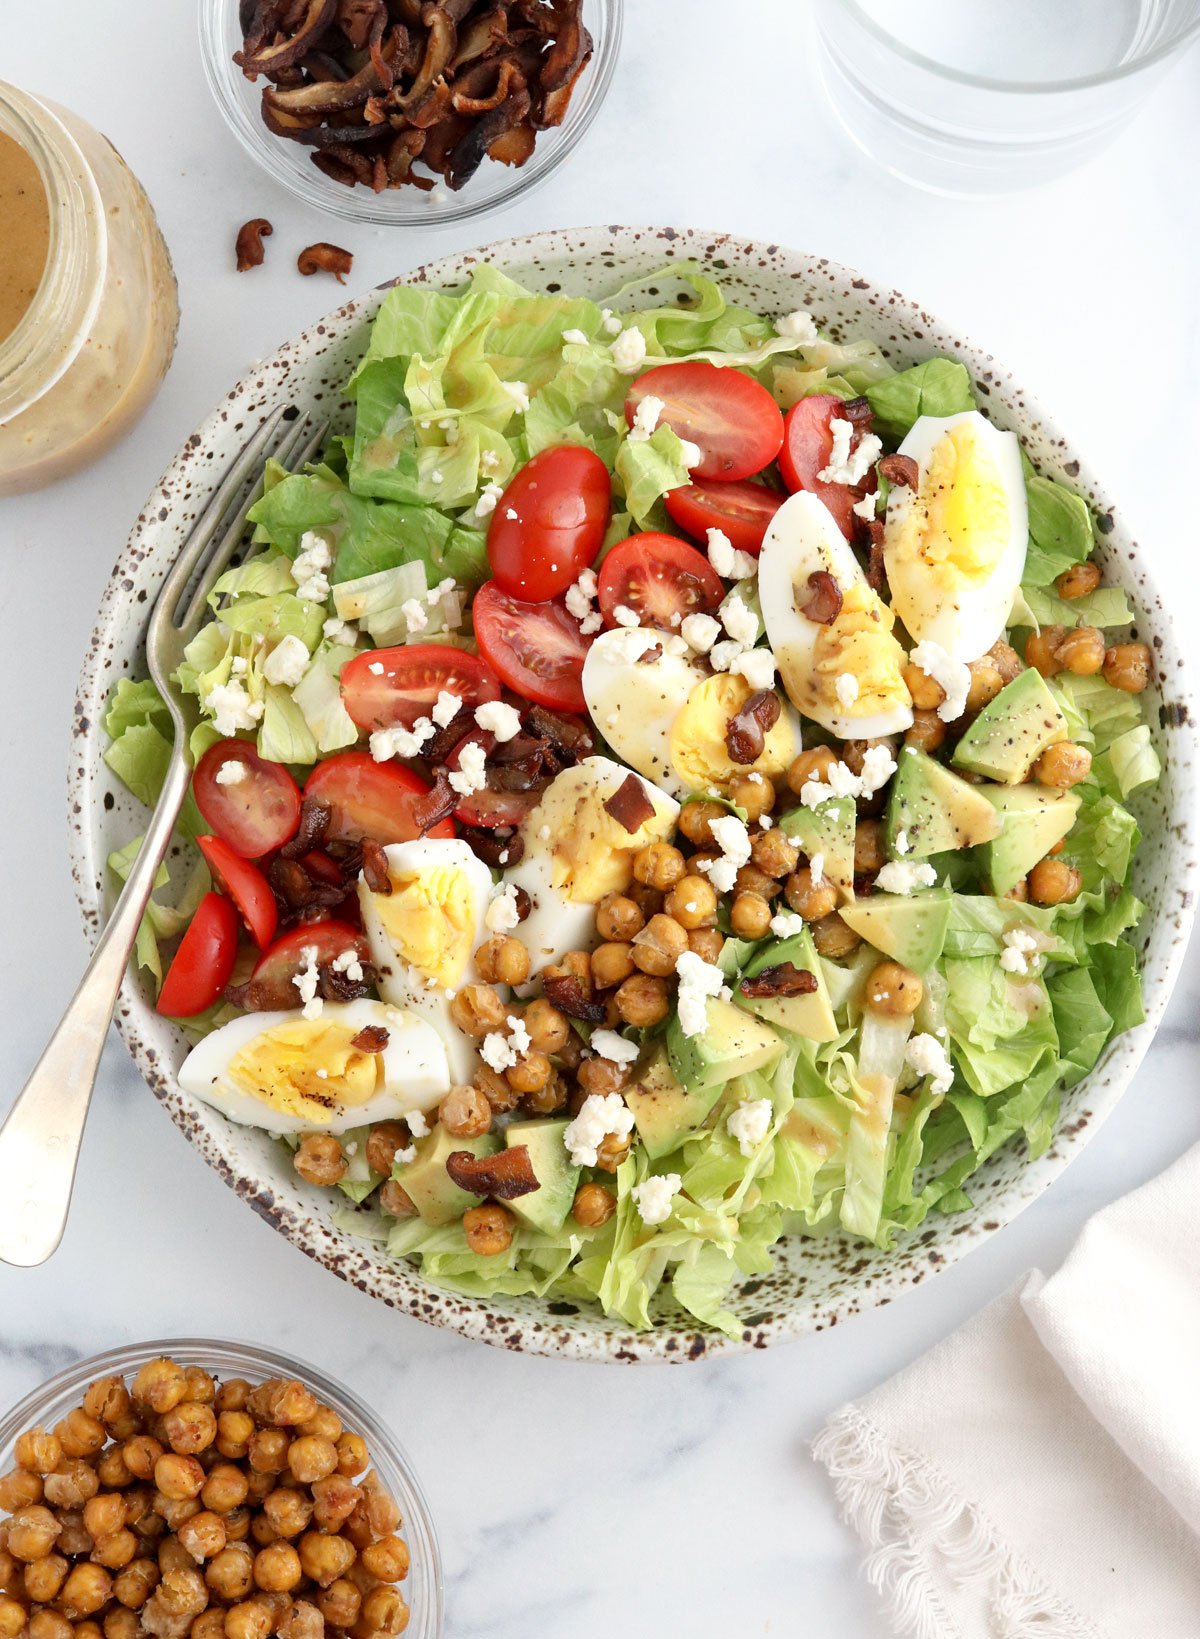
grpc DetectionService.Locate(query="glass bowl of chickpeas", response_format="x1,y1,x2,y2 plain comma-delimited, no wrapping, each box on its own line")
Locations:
0,1342,441,1639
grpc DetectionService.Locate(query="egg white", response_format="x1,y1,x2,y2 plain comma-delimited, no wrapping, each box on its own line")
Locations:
178,998,449,1135
582,626,705,800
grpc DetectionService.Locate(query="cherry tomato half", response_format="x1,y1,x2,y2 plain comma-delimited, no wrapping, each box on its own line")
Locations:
487,445,611,600
340,644,500,732
193,740,303,861
472,582,591,713
197,835,277,951
305,752,455,846
157,891,239,1018
597,533,724,631
246,922,372,1012
443,729,547,829
664,477,785,556
625,361,784,482
779,394,869,539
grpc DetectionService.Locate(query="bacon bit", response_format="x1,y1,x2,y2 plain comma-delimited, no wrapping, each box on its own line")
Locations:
360,838,392,895
445,1146,541,1200
423,708,475,765
410,771,457,834
541,970,606,1023
350,1025,390,1052
525,705,595,761
319,961,375,1003
739,963,818,1000
267,856,346,914
512,885,531,922
297,242,354,282
841,395,874,426
603,774,655,835
800,570,843,625
862,522,886,592
459,825,523,869
878,453,919,489
725,689,781,766
235,218,273,271
281,797,332,859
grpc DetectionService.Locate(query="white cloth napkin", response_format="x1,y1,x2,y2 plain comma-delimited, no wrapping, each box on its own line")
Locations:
813,1143,1200,1638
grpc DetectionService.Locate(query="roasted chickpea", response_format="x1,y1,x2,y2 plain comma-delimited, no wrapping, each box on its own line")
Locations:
363,1123,407,1179
278,1602,323,1639
1034,741,1092,788
505,1050,552,1096
987,639,1024,685
123,1438,164,1483
7,1506,60,1562
1056,624,1105,676
447,982,506,1039
177,1512,228,1563
181,1368,215,1408
865,961,923,1017
310,1478,362,1535
215,1381,252,1416
854,821,886,874
298,1534,357,1590
113,1558,160,1610
360,1536,409,1583
84,1493,128,1542
518,1069,568,1117
593,1131,631,1173
92,1528,138,1570
205,1546,254,1603
245,1432,289,1479
733,863,778,901
612,973,669,1029
159,1536,200,1576
1029,857,1082,906
728,773,775,822
254,1379,321,1429
153,1455,205,1502
571,1182,618,1228
162,1402,217,1457
905,709,946,752
359,1585,409,1635
687,927,725,964
378,1182,416,1219
0,1598,26,1639
0,1469,43,1511
297,1407,339,1445
965,658,1004,712
132,1360,188,1417
631,913,690,976
155,1496,201,1534
1003,875,1030,903
750,826,798,879
472,935,530,987
1103,641,1152,693
633,842,686,891
224,1601,271,1639
28,1614,71,1639
785,747,837,797
97,1447,134,1491
1025,625,1065,678
192,1613,228,1639
252,1543,302,1595
842,738,895,780
44,1460,98,1510
260,1490,312,1542
214,1414,255,1465
433,1084,489,1139
730,891,772,939
575,1056,629,1099
15,1429,62,1476
783,867,839,923
244,1471,275,1507
595,892,644,943
23,1551,69,1601
334,1436,368,1482
810,913,861,959
316,1580,361,1629
1056,560,1101,600
60,1563,113,1619
55,1511,93,1556
293,1134,345,1188
677,799,727,846
462,1205,514,1257
662,876,717,933
202,1463,250,1517
627,880,665,920
283,1438,336,1488
902,663,945,712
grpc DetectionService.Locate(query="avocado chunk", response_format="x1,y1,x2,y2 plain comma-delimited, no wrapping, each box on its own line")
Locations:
952,669,1068,784
838,886,952,971
978,785,1081,895
667,995,784,1098
780,796,856,901
737,928,838,1041
400,1126,501,1226
628,1047,724,1160
504,1119,579,1234
885,747,1002,857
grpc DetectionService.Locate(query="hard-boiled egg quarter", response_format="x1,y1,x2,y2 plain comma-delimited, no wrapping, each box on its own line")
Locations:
884,410,1028,663
178,998,449,1135
759,490,913,739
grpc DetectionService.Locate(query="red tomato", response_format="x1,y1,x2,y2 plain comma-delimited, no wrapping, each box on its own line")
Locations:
197,835,277,951
597,534,724,631
625,361,783,482
247,922,371,1011
341,645,500,732
779,394,870,539
305,752,455,846
664,478,785,555
472,582,590,713
157,892,239,1018
193,741,302,861
487,445,611,600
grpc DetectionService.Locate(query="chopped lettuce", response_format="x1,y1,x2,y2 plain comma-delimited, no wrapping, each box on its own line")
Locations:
866,358,975,442
1022,475,1095,587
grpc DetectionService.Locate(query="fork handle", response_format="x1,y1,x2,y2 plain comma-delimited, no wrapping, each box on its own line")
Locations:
0,750,193,1266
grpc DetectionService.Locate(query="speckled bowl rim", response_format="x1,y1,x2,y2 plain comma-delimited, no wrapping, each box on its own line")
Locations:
69,227,1200,1363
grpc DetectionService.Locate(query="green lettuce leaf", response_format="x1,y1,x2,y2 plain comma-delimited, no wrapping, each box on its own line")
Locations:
1022,476,1094,587
866,359,975,443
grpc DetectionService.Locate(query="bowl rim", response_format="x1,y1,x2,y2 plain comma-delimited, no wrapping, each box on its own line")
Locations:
69,225,1200,1363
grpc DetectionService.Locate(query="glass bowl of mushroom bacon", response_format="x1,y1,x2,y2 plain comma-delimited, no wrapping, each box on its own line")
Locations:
0,1342,442,1639
199,0,621,225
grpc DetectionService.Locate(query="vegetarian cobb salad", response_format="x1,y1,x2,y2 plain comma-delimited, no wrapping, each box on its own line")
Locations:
104,264,1160,1336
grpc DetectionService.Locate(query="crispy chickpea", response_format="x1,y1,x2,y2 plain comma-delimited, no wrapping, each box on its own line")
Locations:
590,941,636,990
334,1436,368,1483
965,658,1004,712
361,1122,406,1180
60,1564,113,1619
842,738,895,779
253,1379,319,1430
293,1134,346,1188
159,1536,199,1576
729,773,775,822
261,1490,311,1541
215,1381,252,1416
28,1614,71,1639
733,864,778,901
434,1084,489,1139
246,1432,290,1478
0,1469,43,1511
631,913,690,976
687,927,725,964
92,1528,138,1570
132,1360,188,1417
633,841,686,891
359,1586,409,1635
505,1050,552,1096
178,1512,228,1562
153,1455,205,1502
278,1602,323,1639
1104,641,1152,693
317,1580,361,1629
447,982,506,1039
56,1511,93,1556
854,821,886,874
97,1447,134,1491
15,1428,62,1476
378,1182,416,1219
298,1408,341,1445
162,1402,217,1457
202,1462,250,1516
1029,857,1082,906
23,1551,69,1601
1056,560,1101,600
473,935,530,987
285,1438,337,1488
84,1493,128,1542
310,1478,362,1535
626,880,664,920
1003,875,1030,902
575,1055,629,1100
360,1471,401,1541
521,1068,568,1117
1025,625,1065,678
155,1496,201,1534
595,892,644,943
57,1409,106,1461
662,876,717,933
214,1413,255,1465
113,1559,160,1610
1056,624,1105,676
750,826,798,879
44,1460,98,1510
1034,740,1092,788
612,973,670,1029
253,1543,302,1595
730,891,772,939
298,1534,356,1590
0,1599,26,1639
7,1507,60,1562
193,1613,228,1639
101,1616,136,1639
593,1131,632,1173
513,1007,565,1072
462,1205,514,1257
205,1546,254,1602
810,913,861,959
987,639,1024,684
224,1601,271,1639
123,1438,164,1483
182,1368,215,1407
865,961,924,1017
571,1181,618,1228
783,867,839,923
146,1565,208,1625
786,746,837,797
902,663,945,712
359,1536,409,1583
677,799,727,846
223,1507,251,1543
905,709,946,753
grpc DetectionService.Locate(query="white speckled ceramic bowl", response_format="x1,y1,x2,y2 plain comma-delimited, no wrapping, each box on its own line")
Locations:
70,228,1199,1362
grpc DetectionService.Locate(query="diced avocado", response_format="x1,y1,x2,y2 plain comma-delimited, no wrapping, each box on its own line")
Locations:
978,786,1082,895
667,995,784,1098
779,796,856,901
628,1047,725,1161
737,929,838,1042
504,1119,578,1234
399,1126,501,1226
885,747,1002,857
952,669,1068,784
838,887,952,971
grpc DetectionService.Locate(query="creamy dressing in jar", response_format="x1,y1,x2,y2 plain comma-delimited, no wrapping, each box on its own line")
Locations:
0,131,49,344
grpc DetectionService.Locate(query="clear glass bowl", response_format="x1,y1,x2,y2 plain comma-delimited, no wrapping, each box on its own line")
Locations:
0,1338,442,1638
199,0,622,226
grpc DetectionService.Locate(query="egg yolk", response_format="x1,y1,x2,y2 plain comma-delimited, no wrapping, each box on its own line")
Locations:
529,767,675,903
227,1019,379,1120
891,420,1010,586
371,864,476,989
669,673,797,794
811,580,910,719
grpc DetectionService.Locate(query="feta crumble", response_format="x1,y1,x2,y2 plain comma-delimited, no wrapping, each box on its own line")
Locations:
448,740,488,798
818,418,883,487
292,947,322,1020
474,480,505,519
479,1014,531,1074
799,749,897,810
474,700,522,741
562,327,589,346
731,648,777,691
322,616,357,647
485,883,521,935
368,661,385,676
905,1033,954,1096
263,634,311,688
1000,925,1041,976
563,1092,634,1167
696,813,752,895
674,950,730,1039
331,948,364,984
770,910,805,938
875,860,938,895
291,533,332,602
808,852,826,887
370,718,435,762
775,309,819,343
432,690,463,728
627,393,664,442
852,493,878,522
214,760,247,787
835,671,860,709
678,439,704,470
611,327,647,374
909,639,971,723
727,1097,773,1157
858,743,898,799
721,596,759,647
612,604,640,628
893,830,910,856
565,567,603,636
406,1108,430,1139
590,1029,639,1067
600,308,622,336
205,680,263,737
680,612,721,654
501,380,530,413
707,527,756,581
632,1173,682,1226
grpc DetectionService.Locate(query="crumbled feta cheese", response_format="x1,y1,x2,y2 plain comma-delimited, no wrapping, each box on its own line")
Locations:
908,639,972,723
474,480,505,519
504,508,518,521
501,380,530,412
263,634,311,688
214,760,247,787
775,309,819,343
696,813,752,894
591,1029,639,1067
230,655,248,677
331,948,364,984
809,852,826,887
628,394,664,443
612,604,640,628
399,597,428,639
759,815,773,830
721,596,759,647
632,1173,682,1226
680,612,721,654
707,528,756,581
479,1014,531,1074
485,883,521,935
393,1144,416,1167
605,627,662,664
600,308,622,336
291,533,332,603
852,494,877,522
835,671,860,709
610,327,647,374
205,680,264,736
430,469,444,486
370,718,435,762
678,439,704,470
875,860,938,895
406,1108,430,1139
563,1092,634,1167
858,743,898,799
292,946,322,1020
448,741,488,798
893,830,910,856
770,910,805,938
480,449,501,474
474,700,522,742
905,1032,954,1095
674,949,728,1038
799,758,863,809
368,661,385,676
731,648,777,691
1000,925,1041,976
432,690,463,728
323,616,357,647
818,418,883,487
562,328,589,346
426,576,458,608
727,1097,773,1156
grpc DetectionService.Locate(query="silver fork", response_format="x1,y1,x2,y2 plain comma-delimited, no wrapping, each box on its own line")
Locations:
0,409,329,1268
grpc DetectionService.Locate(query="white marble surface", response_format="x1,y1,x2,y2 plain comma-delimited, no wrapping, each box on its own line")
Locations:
3,5,1200,1633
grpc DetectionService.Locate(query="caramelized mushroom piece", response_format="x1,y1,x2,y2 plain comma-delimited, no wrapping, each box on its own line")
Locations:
236,0,338,76
725,689,782,765
235,217,274,271
350,1025,390,1052
360,838,392,894
739,963,818,1000
878,453,919,489
297,241,355,281
800,570,843,625
445,1145,541,1199
541,971,606,1023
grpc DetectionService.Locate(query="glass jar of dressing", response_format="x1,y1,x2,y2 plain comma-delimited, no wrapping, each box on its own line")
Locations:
0,83,179,497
